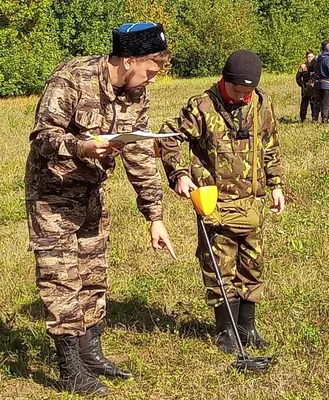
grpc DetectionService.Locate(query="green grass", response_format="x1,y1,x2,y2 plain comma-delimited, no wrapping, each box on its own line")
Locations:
1,73,329,399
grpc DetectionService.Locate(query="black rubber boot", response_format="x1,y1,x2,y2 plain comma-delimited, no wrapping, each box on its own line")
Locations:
79,322,132,380
54,335,108,397
214,298,240,354
238,299,269,348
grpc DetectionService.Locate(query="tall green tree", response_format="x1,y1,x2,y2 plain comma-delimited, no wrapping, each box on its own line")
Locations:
52,0,125,57
170,0,258,77
0,0,62,96
257,0,327,71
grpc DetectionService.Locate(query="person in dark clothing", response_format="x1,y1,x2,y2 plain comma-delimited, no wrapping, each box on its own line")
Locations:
296,49,320,122
317,41,329,123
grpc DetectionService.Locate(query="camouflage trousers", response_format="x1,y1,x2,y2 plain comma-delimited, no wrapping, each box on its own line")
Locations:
196,215,265,307
26,186,109,337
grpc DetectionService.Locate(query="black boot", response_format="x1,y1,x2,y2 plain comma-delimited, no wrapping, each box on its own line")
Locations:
238,299,269,348
54,335,108,397
214,298,240,354
79,322,132,380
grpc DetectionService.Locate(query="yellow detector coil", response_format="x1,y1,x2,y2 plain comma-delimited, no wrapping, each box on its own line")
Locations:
190,186,218,216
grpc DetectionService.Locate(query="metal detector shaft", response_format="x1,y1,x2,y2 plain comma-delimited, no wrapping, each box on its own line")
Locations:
197,215,247,359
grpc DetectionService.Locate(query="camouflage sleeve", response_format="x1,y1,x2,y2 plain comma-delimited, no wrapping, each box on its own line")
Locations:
159,98,204,188
263,96,284,189
29,72,84,160
121,90,163,221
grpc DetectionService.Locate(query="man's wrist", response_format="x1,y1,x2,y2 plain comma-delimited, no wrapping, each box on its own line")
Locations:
150,219,163,224
173,171,190,182
76,140,86,159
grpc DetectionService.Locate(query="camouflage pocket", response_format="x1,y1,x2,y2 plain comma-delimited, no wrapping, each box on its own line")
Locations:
26,198,87,251
74,110,103,134
204,197,264,235
28,236,60,252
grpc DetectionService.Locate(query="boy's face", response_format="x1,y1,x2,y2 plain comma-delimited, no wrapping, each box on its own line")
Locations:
225,82,254,102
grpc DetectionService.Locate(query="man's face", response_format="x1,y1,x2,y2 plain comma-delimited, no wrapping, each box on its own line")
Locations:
124,59,163,89
225,82,254,102
307,53,315,63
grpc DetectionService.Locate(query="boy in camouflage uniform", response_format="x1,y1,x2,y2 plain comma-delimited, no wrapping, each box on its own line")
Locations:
296,49,321,122
159,50,284,354
25,23,175,397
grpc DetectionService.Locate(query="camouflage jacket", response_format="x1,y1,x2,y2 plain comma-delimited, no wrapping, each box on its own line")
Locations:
25,55,163,221
159,83,283,201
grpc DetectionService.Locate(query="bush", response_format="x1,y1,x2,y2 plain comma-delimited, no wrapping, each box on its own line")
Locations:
0,0,62,96
1,0,329,95
52,0,125,56
257,0,328,72
171,0,257,77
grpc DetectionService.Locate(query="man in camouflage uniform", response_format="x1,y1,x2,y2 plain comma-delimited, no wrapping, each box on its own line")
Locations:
25,22,175,397
159,50,284,354
296,49,321,122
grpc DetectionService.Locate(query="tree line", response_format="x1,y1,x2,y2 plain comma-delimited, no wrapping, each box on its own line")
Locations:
0,0,327,96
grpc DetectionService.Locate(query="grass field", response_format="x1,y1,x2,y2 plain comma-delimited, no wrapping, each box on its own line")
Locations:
1,73,329,399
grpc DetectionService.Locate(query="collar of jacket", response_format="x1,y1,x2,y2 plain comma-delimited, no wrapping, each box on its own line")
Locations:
206,82,239,132
206,82,260,134
98,55,116,101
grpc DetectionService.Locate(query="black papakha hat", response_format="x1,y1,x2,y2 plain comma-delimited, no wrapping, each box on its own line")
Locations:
222,50,262,87
112,22,167,57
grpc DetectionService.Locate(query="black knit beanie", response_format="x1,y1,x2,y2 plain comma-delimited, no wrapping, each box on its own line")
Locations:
112,22,167,57
222,50,262,87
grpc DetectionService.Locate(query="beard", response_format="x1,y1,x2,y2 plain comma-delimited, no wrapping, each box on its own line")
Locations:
118,71,146,102
125,86,145,103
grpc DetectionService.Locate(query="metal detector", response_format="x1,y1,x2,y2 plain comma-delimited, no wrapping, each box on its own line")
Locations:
197,214,273,372
191,186,273,372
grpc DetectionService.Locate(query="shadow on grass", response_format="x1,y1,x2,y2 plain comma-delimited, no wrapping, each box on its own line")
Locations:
9,295,214,392
278,116,300,124
106,297,214,340
20,296,214,342
0,304,58,391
